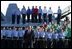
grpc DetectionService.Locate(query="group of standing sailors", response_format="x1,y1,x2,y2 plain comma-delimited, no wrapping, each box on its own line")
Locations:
12,6,61,25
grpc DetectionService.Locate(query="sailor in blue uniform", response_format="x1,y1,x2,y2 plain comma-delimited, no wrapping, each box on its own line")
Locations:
58,29,65,48
39,30,46,48
18,27,24,48
12,27,18,39
34,26,46,48
34,27,40,48
12,27,18,48
52,30,59,48
6,27,12,39
22,27,25,38
21,6,26,24
3,27,8,48
45,28,53,48
1,27,6,48
18,27,24,39
1,27,6,39
6,27,12,48
39,31,46,39
34,27,40,39
27,6,31,22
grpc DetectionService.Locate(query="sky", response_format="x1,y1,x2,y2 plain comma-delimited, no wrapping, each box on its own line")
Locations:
1,1,71,21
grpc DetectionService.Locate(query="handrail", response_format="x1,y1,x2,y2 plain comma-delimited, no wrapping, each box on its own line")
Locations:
62,5,71,14
61,12,71,19
60,5,71,19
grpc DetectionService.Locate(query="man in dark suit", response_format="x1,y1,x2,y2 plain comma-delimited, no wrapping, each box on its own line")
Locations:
23,26,34,48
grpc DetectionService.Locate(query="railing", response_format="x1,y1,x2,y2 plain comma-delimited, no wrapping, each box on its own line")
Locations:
61,5,71,19
62,5,71,14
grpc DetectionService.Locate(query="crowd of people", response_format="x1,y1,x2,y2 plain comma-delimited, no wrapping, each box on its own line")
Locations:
1,17,71,48
12,6,61,25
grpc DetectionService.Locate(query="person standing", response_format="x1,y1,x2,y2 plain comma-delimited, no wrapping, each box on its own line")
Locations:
1,27,7,48
27,6,31,22
57,6,62,25
6,27,12,48
6,27,12,39
34,6,38,23
31,6,34,23
21,6,26,24
39,27,46,48
52,30,59,48
16,8,21,24
48,7,53,24
12,27,18,48
35,26,46,48
12,10,16,24
38,6,42,23
18,27,24,48
45,28,53,48
58,29,65,48
23,26,34,48
34,26,40,48
1,27,3,48
42,6,47,23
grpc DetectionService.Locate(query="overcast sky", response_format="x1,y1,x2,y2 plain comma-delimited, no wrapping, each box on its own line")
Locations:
1,1,71,21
